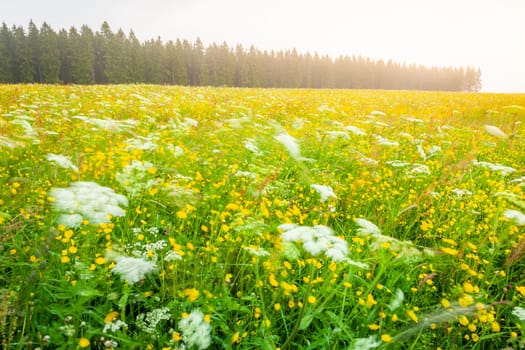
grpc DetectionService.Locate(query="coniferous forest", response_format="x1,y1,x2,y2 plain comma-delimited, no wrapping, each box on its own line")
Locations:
0,21,482,91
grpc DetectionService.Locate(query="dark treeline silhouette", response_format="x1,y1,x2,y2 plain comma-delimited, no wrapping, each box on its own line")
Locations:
0,21,482,91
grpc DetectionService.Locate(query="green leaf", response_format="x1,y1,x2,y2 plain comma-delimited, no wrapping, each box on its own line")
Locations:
299,313,314,330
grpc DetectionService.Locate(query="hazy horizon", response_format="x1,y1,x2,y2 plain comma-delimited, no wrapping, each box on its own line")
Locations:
3,0,525,93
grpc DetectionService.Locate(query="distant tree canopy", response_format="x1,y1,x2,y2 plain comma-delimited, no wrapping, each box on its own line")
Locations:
0,21,482,91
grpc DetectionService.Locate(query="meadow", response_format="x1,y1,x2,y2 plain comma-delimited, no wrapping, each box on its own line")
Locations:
0,84,524,349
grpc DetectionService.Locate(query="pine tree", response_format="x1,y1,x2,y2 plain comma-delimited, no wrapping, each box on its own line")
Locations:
0,23,13,82
39,22,60,83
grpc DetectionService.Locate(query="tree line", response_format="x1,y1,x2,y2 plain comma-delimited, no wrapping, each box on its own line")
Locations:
0,21,482,91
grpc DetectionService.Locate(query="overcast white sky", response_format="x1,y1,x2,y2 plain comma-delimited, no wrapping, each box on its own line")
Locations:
3,0,525,92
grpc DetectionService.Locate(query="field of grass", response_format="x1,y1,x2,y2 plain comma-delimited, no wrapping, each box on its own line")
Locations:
1,84,525,349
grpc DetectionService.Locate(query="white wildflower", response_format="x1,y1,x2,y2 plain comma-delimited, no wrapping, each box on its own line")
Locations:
389,289,405,311
112,256,157,285
370,110,386,117
137,307,171,334
472,160,516,176
116,160,157,195
57,214,84,228
0,136,25,148
244,139,262,155
274,132,301,159
11,118,38,138
75,117,138,132
168,144,184,157
509,176,525,184
512,306,525,321
311,184,337,202
164,250,183,262
235,170,257,179
178,309,212,350
373,121,390,127
350,335,381,350
417,145,427,160
386,160,411,167
125,136,158,151
243,246,270,257
224,116,251,128
410,164,431,175
345,125,366,136
355,218,382,236
279,224,352,263
451,188,472,196
405,116,424,123
427,145,442,157
375,135,399,147
49,182,128,228
183,117,198,128
399,132,414,140
103,319,128,333
46,153,79,172
483,125,508,138
323,131,350,140
503,209,525,225
355,218,429,260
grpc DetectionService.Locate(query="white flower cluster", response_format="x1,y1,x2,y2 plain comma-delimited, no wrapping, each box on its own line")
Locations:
137,307,171,334
244,138,262,155
512,306,525,321
111,256,157,285
46,153,79,172
72,115,138,132
375,135,399,147
345,125,366,136
354,218,431,260
274,131,301,159
243,246,270,257
279,224,358,264
103,319,128,333
472,160,516,176
49,182,128,228
483,125,508,138
125,135,159,151
310,184,337,202
178,309,212,350
504,209,525,225
350,335,381,350
115,160,158,195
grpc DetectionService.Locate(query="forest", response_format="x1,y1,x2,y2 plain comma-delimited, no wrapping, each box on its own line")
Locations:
0,21,482,90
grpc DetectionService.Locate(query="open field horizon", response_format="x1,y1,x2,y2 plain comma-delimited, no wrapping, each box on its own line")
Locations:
1,84,524,349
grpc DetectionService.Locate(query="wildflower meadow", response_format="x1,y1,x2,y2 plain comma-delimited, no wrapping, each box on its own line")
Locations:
1,84,524,349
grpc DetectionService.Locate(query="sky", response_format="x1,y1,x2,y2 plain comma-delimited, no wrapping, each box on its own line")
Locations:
3,0,525,92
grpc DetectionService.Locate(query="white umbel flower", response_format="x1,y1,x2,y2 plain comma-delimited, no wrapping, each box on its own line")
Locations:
112,256,157,285
46,153,79,172
503,209,525,225
178,309,212,349
345,125,366,136
311,184,337,202
472,160,516,176
512,306,525,321
274,132,301,159
483,125,508,138
279,224,358,264
355,218,382,236
49,182,128,228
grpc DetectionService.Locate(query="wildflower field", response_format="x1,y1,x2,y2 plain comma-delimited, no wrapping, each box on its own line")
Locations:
1,84,525,349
